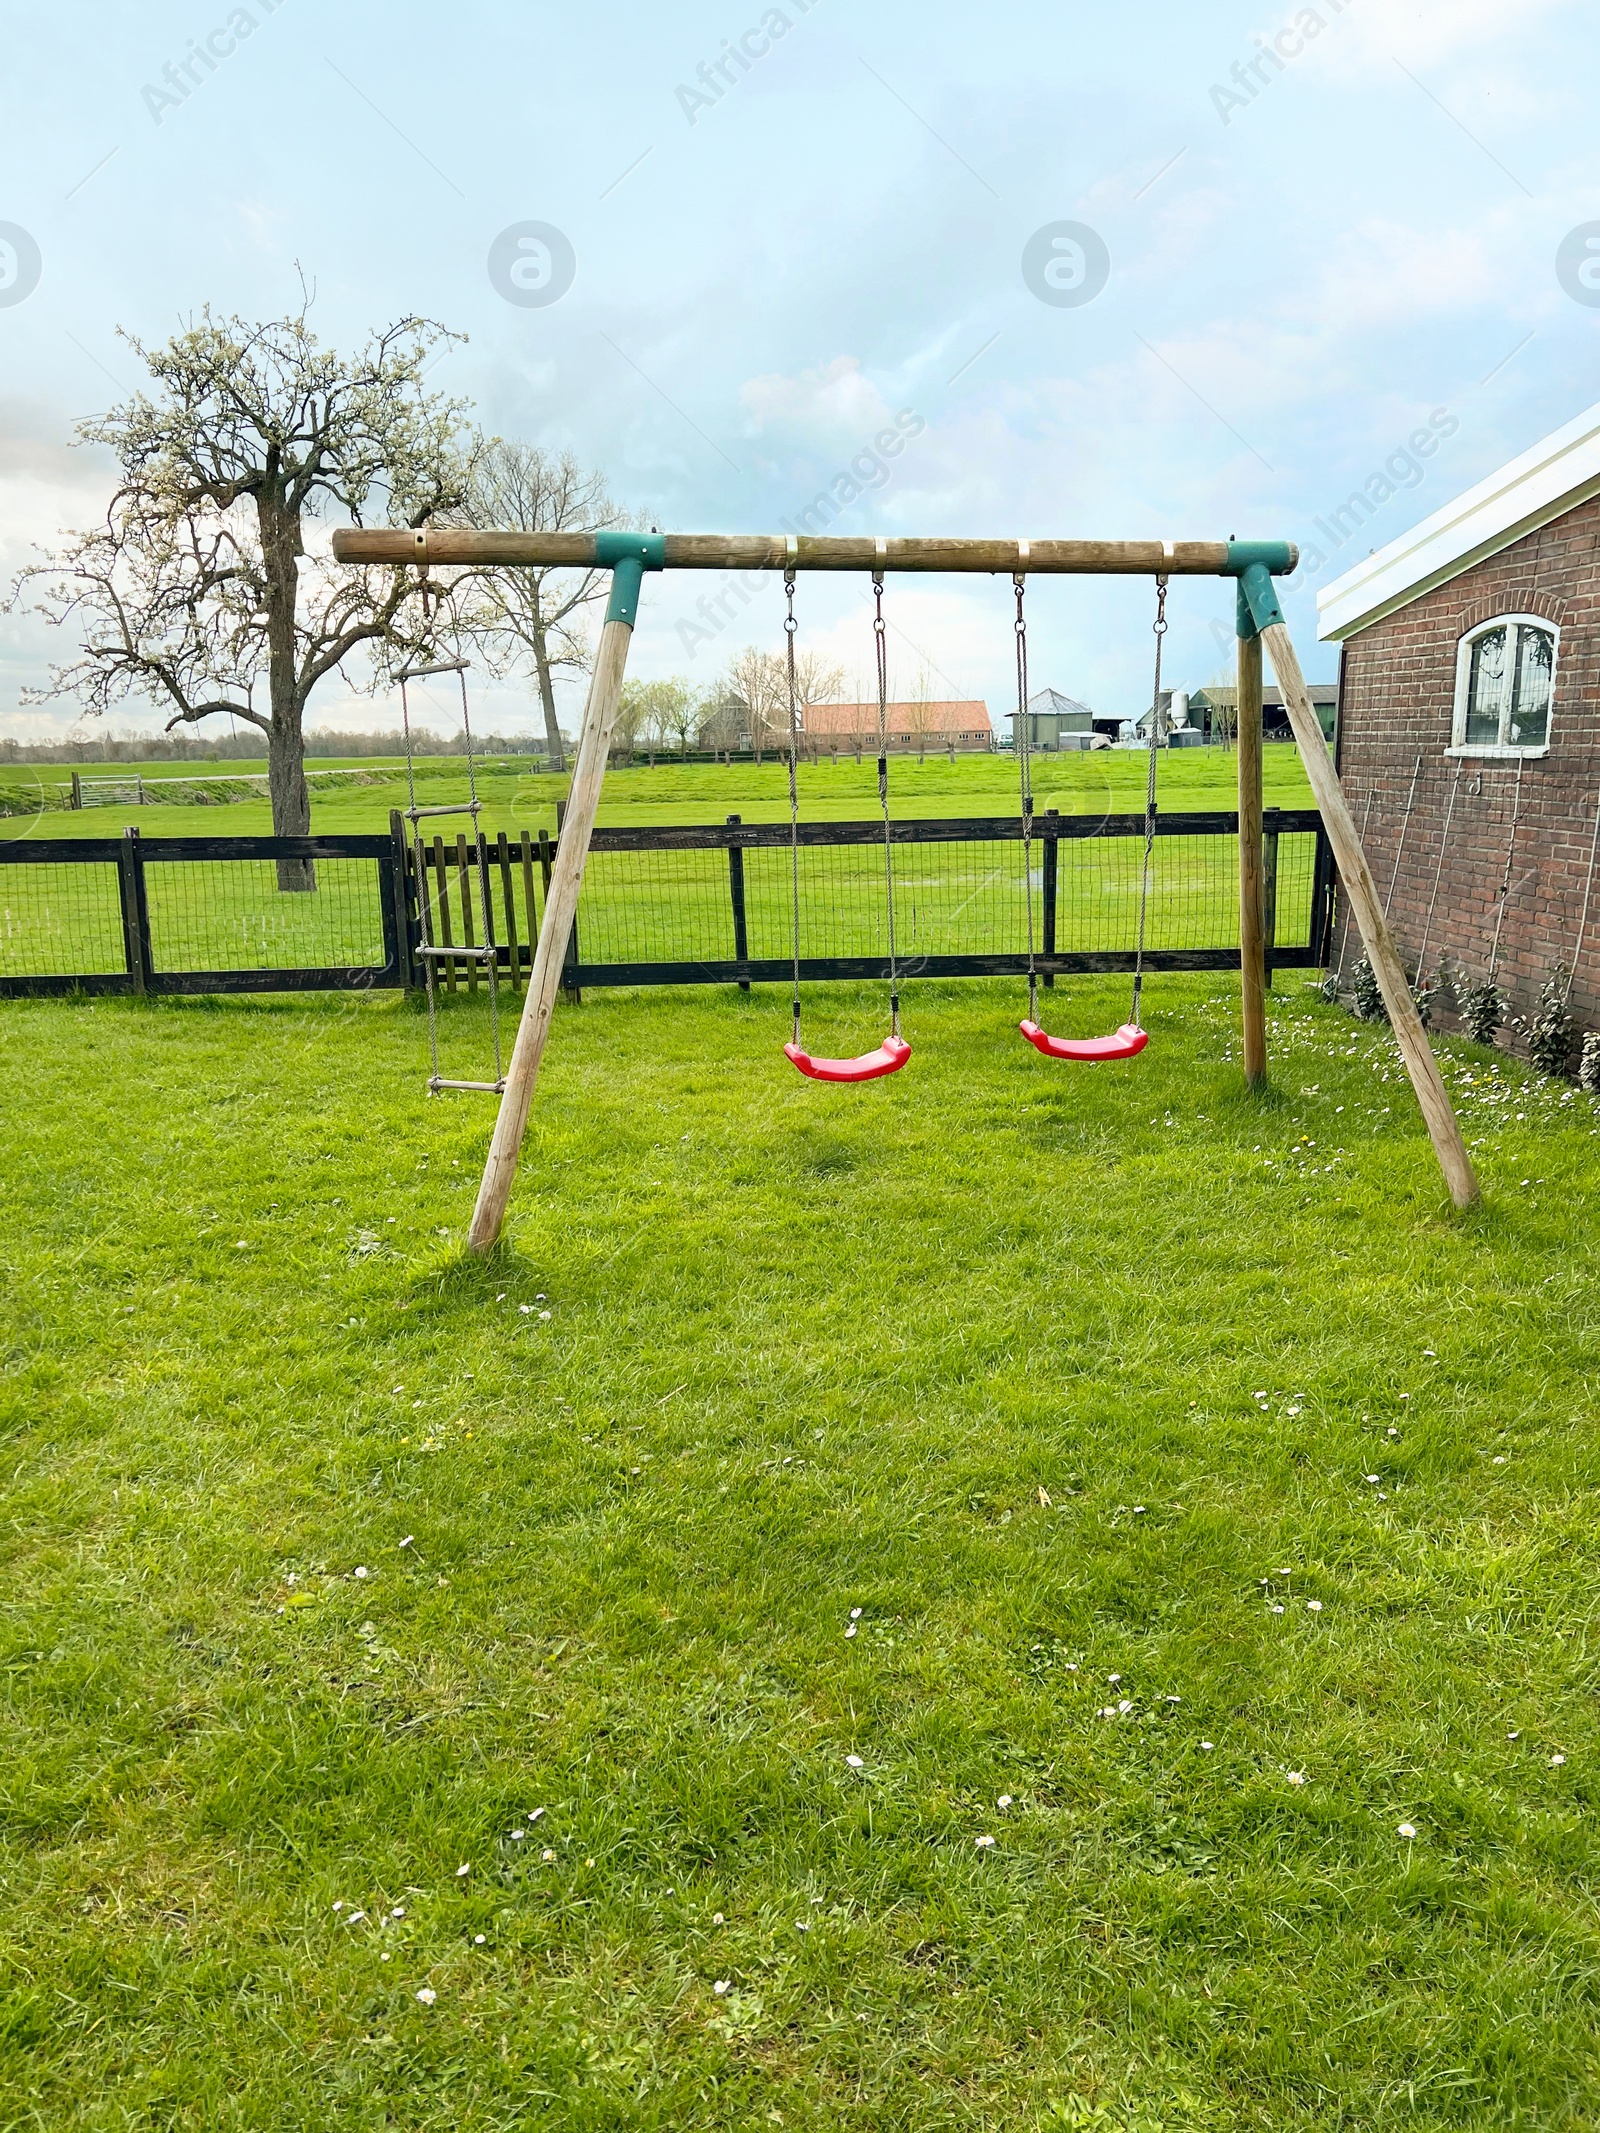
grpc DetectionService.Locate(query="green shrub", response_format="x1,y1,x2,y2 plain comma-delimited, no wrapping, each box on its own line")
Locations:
1351,955,1387,1022
1520,967,1576,1078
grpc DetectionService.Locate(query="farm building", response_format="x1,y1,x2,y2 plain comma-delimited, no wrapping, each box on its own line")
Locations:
1318,397,1600,1041
799,699,993,754
1011,686,1109,751
1156,682,1339,746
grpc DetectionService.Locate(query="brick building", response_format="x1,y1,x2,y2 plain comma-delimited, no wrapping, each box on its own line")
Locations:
798,699,992,755
1318,401,1600,1039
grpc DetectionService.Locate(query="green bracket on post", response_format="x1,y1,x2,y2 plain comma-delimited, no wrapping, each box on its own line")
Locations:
1219,539,1295,640
596,531,666,628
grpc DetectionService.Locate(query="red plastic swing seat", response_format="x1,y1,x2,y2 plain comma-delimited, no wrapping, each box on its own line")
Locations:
1019,1019,1148,1063
784,1034,912,1083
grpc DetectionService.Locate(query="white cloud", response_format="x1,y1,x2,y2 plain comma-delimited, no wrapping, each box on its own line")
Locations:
1328,0,1572,74
739,355,898,439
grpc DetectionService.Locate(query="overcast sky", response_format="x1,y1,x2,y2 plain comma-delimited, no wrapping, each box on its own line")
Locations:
0,0,1595,742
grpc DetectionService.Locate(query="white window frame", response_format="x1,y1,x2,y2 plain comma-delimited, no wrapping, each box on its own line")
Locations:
1446,613,1558,760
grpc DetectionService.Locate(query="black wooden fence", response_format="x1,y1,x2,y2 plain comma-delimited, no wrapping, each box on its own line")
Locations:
0,808,1334,999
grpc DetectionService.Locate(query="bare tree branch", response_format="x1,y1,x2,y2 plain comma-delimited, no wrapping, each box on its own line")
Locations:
7,298,476,884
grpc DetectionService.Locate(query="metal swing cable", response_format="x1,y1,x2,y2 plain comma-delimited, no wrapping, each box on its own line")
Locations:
784,568,804,1046
1014,573,1038,1024
872,572,901,1036
1130,575,1169,1031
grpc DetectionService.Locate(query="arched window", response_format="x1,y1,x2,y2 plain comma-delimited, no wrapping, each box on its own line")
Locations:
1451,615,1557,755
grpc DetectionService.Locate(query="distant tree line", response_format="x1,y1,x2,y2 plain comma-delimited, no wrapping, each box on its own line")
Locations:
616,646,844,762
0,729,551,765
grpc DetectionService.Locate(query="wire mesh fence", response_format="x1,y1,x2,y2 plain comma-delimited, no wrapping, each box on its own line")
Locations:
564,812,1328,983
0,854,126,979
0,811,1330,998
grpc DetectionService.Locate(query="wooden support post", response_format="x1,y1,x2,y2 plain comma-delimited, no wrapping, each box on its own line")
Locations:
1260,618,1479,1211
1237,628,1267,1087
469,610,638,1253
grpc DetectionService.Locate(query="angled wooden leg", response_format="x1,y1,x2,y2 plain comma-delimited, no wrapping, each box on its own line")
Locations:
1260,617,1479,1210
468,613,635,1251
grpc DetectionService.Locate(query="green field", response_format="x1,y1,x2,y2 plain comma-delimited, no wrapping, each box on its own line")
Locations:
3,972,1598,2128
2,746,1316,841
1,750,1323,984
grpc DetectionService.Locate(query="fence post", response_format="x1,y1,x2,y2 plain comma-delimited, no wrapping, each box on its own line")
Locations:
71,770,82,810
116,826,153,994
1310,817,1337,967
727,812,750,991
552,802,581,1003
388,809,417,991
1262,812,1280,992
496,830,519,992
1042,806,1060,989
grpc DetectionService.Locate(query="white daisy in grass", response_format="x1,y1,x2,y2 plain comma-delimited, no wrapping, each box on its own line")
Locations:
474,1934,486,1945
1306,1600,1323,1613
416,1988,436,2005
1285,1770,1307,1786
542,1849,556,1863
1397,1823,1417,1839
997,1795,1013,1809
455,1864,470,1878
845,1755,864,1770
713,1979,731,1995
974,1834,997,1849
1199,1741,1214,1751
1552,1753,1567,1767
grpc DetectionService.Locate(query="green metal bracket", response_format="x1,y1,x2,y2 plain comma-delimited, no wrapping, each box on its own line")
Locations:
1220,538,1297,577
1218,540,1294,639
1237,561,1286,636
596,531,666,628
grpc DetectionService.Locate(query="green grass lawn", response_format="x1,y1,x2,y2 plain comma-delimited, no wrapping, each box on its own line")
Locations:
3,746,1316,841
5,974,1597,2129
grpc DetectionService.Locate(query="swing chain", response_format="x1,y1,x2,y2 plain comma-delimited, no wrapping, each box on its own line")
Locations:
784,568,803,1045
1014,573,1037,1024
1130,574,1168,1029
872,572,900,1034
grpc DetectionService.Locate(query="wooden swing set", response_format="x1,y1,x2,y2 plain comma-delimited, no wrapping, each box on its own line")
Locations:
330,527,1480,1247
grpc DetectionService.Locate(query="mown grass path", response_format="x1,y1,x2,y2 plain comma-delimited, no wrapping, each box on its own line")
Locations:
2,976,1596,2128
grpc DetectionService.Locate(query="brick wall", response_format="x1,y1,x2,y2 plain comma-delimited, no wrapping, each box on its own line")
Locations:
1331,491,1600,1042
